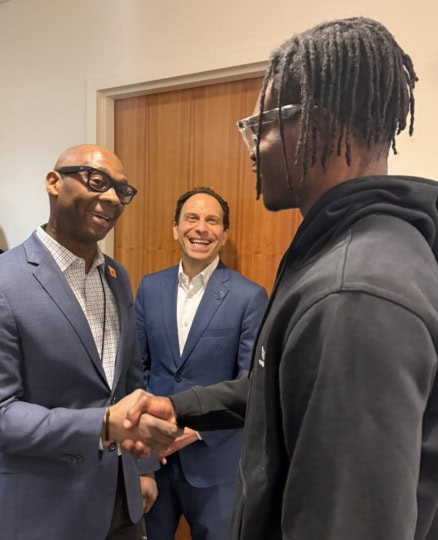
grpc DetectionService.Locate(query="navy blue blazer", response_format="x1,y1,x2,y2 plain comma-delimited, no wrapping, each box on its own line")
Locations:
0,232,147,540
135,261,267,487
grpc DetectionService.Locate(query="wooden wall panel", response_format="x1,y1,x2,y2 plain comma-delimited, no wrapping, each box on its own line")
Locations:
114,78,301,295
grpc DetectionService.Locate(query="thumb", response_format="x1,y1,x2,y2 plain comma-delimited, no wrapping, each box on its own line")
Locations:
123,394,150,428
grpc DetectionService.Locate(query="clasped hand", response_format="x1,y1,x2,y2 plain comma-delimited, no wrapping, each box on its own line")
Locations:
104,389,181,458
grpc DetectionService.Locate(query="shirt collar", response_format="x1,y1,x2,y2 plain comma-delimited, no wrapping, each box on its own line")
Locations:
178,256,220,288
36,225,105,273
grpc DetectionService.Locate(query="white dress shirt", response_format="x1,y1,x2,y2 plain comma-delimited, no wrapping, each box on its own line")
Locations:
176,256,220,440
176,256,219,355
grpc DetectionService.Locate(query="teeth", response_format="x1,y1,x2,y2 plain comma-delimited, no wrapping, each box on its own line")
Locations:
190,239,210,245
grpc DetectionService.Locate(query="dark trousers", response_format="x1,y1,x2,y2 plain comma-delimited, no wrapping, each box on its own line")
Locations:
106,459,147,540
145,453,236,540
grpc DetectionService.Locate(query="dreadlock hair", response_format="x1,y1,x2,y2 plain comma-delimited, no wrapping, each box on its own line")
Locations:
174,187,230,230
255,17,418,197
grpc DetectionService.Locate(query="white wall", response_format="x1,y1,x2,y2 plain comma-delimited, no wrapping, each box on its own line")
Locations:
0,0,437,248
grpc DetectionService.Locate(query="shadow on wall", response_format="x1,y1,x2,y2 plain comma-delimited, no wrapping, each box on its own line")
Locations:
0,226,9,253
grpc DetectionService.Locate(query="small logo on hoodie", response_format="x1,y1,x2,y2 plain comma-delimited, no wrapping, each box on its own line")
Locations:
258,345,266,368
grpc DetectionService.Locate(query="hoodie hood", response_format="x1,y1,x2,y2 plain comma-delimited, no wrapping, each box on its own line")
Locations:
288,175,438,264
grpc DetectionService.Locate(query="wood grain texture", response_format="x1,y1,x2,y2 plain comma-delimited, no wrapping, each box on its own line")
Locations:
114,78,301,296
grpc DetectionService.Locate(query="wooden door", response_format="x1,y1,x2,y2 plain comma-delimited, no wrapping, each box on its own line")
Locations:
113,77,301,295
113,77,302,540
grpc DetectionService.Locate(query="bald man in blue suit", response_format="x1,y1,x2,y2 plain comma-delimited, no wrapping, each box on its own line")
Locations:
135,187,267,540
0,145,178,540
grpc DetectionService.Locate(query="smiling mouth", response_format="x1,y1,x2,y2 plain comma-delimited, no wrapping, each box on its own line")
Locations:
92,212,112,223
189,239,211,245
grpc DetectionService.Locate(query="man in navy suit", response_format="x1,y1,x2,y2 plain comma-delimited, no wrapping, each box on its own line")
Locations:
135,187,267,540
0,144,179,540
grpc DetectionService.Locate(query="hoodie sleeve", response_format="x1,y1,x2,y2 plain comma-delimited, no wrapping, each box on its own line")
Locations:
279,291,437,540
170,374,249,431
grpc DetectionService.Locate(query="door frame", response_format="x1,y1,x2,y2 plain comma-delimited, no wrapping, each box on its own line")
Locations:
86,61,267,256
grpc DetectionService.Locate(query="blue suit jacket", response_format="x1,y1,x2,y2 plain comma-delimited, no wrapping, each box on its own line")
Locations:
135,261,267,487
0,232,146,540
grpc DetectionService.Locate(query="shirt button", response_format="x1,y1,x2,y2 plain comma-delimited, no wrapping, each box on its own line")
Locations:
108,442,117,452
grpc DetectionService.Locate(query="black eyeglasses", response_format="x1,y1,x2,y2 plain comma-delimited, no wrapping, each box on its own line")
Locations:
55,165,138,205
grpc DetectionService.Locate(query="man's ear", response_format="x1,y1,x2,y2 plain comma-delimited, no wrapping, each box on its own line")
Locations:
46,170,61,196
172,222,179,241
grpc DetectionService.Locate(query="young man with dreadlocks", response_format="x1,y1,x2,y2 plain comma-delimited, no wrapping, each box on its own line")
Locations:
124,16,438,540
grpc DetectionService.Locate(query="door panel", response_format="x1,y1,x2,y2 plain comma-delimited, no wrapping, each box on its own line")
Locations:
114,77,301,295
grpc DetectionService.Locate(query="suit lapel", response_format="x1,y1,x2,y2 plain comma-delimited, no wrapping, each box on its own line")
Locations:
160,269,181,367
103,260,125,390
27,235,107,385
179,264,230,366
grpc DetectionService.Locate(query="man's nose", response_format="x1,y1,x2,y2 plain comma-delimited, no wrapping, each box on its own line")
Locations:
195,219,208,231
100,187,122,206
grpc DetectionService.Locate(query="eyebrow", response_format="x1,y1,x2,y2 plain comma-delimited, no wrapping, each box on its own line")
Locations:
183,212,222,221
90,166,129,185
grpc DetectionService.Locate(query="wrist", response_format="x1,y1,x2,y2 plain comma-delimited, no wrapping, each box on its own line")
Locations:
101,407,113,444
167,396,181,426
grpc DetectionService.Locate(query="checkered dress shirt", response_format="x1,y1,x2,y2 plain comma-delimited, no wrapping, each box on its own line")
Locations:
36,226,120,388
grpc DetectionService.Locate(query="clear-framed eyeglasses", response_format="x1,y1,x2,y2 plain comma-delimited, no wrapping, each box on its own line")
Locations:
236,104,302,152
56,165,138,205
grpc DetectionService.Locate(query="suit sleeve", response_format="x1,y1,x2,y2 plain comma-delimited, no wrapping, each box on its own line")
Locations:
279,292,436,540
0,288,105,460
134,278,150,387
123,273,160,474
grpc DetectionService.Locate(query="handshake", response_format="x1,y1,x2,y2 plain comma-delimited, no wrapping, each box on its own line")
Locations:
102,389,181,458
